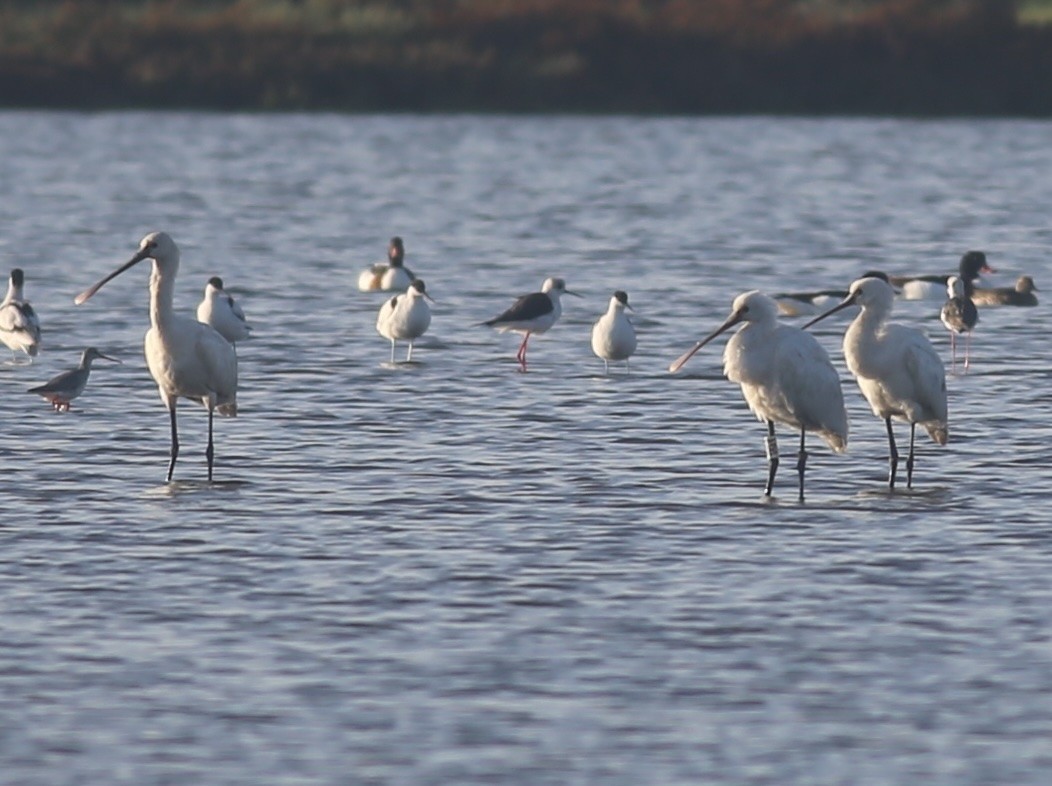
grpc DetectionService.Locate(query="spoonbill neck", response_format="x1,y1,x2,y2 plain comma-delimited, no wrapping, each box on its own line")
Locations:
149,259,179,328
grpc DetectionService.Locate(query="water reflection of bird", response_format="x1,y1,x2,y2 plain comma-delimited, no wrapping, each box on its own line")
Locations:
940,275,978,373
75,232,238,483
804,276,947,490
591,290,637,374
28,347,120,411
670,290,848,502
376,279,434,363
481,277,580,371
0,268,42,362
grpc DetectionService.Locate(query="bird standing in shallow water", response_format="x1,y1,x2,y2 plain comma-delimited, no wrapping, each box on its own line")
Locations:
0,268,42,362
75,232,238,483
28,347,120,411
376,279,434,363
669,291,848,502
940,275,978,373
591,290,637,374
197,276,252,345
804,276,947,490
482,277,580,371
358,236,416,292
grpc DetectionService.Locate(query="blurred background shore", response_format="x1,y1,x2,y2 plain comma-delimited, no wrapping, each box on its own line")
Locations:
1,1,1051,114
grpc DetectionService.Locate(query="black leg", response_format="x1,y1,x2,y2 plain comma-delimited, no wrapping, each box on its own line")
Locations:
885,417,898,489
796,430,808,503
906,423,916,489
764,420,779,497
166,404,179,483
206,406,215,482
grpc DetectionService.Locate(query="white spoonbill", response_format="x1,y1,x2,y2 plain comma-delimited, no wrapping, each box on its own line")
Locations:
669,291,848,502
481,277,580,371
75,232,238,483
803,276,947,490
197,276,252,344
376,279,434,363
358,236,416,292
591,290,637,374
940,275,978,374
891,250,993,300
0,268,42,362
28,347,120,411
971,275,1038,308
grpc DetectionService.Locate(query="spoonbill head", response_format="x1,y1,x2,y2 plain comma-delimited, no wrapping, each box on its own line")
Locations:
75,231,238,482
670,290,848,501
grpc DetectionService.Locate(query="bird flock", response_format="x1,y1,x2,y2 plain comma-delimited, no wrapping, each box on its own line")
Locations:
1,237,1038,496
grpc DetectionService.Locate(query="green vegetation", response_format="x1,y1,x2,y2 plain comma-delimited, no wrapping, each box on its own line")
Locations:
0,1,1049,113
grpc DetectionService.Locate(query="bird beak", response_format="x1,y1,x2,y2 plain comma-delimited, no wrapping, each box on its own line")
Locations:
801,292,858,330
74,247,151,305
982,262,996,274
668,307,744,374
566,289,583,298
98,352,122,364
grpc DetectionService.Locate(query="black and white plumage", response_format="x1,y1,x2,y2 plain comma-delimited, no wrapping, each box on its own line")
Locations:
482,277,580,370
772,271,891,317
591,290,637,374
891,250,993,300
197,276,252,344
376,279,434,363
971,275,1038,308
940,275,979,373
0,268,42,361
28,347,120,411
358,236,416,292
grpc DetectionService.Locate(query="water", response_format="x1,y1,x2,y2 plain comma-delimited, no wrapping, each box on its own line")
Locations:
1,112,1051,785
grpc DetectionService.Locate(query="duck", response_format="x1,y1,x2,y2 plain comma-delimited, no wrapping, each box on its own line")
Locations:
358,236,416,292
970,275,1038,308
890,250,993,300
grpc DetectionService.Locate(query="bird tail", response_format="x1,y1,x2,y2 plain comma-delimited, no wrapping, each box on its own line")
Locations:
820,429,848,454
925,421,948,445
217,401,238,417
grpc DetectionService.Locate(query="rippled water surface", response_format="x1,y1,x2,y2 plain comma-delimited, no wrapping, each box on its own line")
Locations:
2,113,1052,785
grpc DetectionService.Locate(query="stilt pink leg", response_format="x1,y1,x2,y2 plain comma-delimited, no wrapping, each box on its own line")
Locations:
516,333,531,370
949,330,957,374
964,331,971,371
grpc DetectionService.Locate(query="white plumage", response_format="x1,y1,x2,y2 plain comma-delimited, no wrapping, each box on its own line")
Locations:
197,276,252,344
670,291,848,501
0,268,42,361
376,279,434,363
358,236,416,292
482,277,580,370
591,290,637,374
75,231,238,482
804,276,947,490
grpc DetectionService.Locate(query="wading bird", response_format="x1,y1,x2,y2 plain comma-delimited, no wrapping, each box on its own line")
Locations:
940,275,978,373
197,276,252,344
591,290,637,374
28,347,120,411
669,291,848,502
75,232,238,482
481,277,580,371
376,279,434,363
0,268,42,362
804,276,947,490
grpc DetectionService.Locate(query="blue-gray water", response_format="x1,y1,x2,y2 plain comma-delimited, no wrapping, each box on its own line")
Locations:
1,113,1051,785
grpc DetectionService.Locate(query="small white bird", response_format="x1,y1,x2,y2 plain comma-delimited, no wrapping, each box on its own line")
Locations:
376,279,434,363
940,275,978,374
75,232,238,483
804,276,947,490
358,236,416,292
591,290,637,374
669,291,848,502
0,268,42,362
482,277,580,371
197,276,252,345
28,347,120,411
